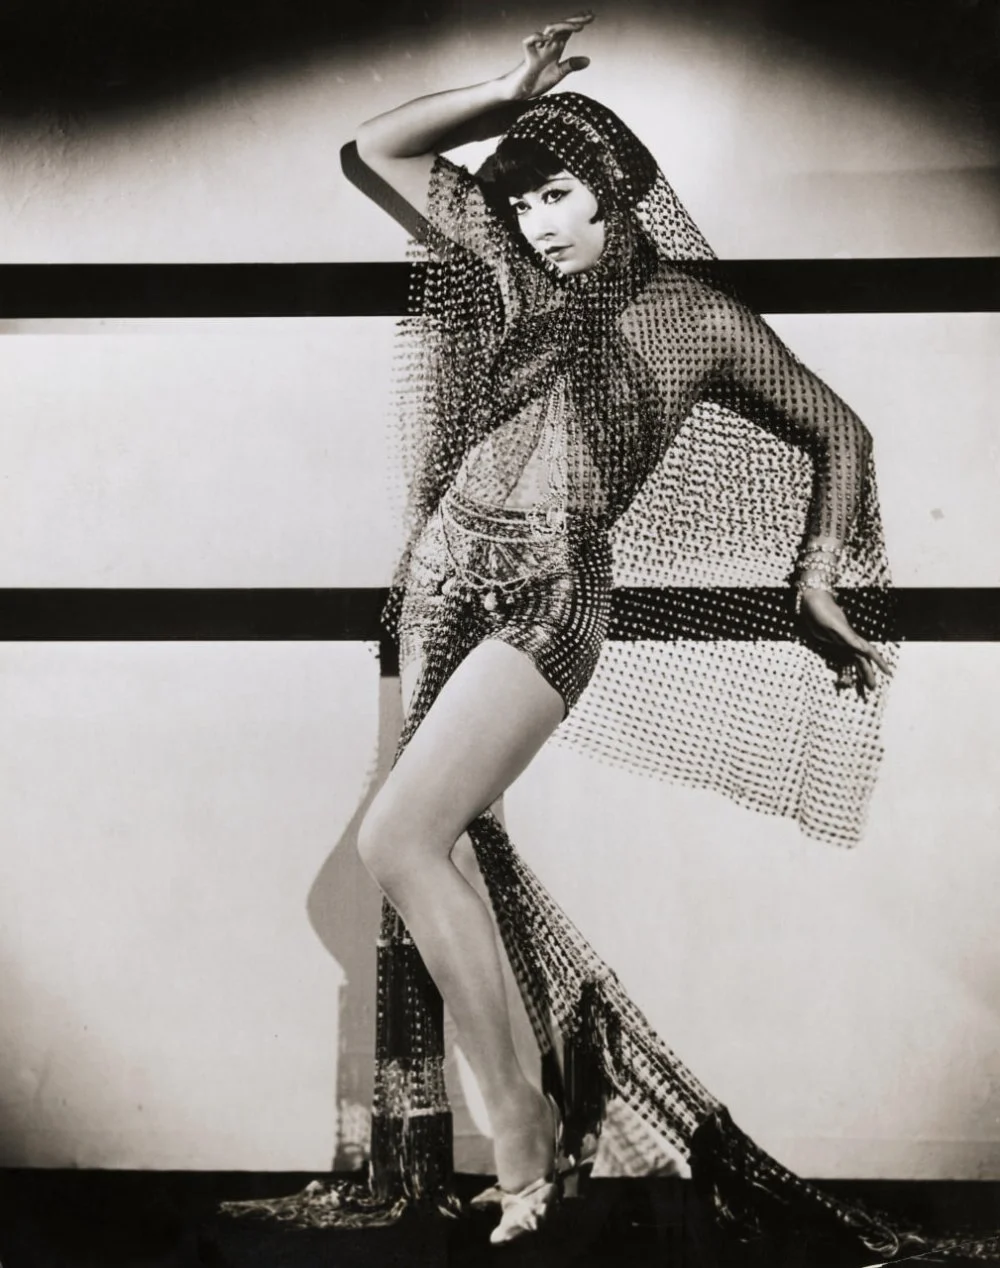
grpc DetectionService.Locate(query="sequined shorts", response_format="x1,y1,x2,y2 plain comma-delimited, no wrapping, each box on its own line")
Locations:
398,489,613,718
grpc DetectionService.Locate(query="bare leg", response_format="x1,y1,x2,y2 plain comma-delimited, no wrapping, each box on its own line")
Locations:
400,661,542,1115
401,660,526,1056
359,641,563,1191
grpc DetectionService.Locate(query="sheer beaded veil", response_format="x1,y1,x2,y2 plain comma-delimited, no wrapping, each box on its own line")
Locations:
393,90,897,848
221,92,1000,1261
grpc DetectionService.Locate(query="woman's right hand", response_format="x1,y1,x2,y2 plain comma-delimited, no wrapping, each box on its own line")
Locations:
498,12,594,102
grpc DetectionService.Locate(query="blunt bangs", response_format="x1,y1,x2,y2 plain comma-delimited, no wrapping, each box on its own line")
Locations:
488,135,567,201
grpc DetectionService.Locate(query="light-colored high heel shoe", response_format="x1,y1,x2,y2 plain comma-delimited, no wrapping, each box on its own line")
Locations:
488,1094,563,1246
470,1144,596,1211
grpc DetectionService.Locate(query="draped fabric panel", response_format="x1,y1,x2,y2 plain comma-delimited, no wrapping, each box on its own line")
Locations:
221,94,998,1262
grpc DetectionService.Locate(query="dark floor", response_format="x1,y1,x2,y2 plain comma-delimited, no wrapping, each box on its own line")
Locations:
1,1169,998,1268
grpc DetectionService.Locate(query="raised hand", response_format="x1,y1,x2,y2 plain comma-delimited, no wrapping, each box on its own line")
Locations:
797,588,893,695
499,12,594,102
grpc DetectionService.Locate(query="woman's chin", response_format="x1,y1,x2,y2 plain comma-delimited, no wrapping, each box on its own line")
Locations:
553,256,594,276
534,248,600,276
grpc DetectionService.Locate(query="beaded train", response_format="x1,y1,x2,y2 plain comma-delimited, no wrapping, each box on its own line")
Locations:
220,94,999,1261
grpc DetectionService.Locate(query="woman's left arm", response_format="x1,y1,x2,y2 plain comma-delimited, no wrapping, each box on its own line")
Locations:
704,297,892,690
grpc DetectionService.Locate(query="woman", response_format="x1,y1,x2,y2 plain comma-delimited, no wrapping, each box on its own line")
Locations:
224,14,992,1260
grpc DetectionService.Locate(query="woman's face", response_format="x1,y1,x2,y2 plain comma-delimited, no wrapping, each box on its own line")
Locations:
508,171,605,275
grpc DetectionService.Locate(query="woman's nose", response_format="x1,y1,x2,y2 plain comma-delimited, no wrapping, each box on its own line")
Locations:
526,208,556,242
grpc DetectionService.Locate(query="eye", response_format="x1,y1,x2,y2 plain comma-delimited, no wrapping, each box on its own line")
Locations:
510,199,529,217
542,188,568,204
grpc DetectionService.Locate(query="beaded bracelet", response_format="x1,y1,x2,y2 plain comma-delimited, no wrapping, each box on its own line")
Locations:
798,545,841,568
794,544,843,614
797,545,842,577
798,562,838,582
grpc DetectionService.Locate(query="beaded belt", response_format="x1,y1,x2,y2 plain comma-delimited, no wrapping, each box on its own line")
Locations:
436,487,570,610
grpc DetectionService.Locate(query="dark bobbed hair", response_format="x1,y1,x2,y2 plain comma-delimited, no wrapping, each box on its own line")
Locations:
482,133,606,224
487,135,568,200
478,94,663,215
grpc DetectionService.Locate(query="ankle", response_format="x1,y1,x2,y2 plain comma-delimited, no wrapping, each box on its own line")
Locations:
491,1087,556,1193
488,1080,547,1135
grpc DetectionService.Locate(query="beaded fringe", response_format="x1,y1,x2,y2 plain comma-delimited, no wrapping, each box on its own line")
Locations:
220,793,1000,1258
221,620,1000,1258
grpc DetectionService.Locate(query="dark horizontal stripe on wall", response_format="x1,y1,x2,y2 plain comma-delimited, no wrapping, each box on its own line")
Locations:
0,259,997,318
0,588,996,643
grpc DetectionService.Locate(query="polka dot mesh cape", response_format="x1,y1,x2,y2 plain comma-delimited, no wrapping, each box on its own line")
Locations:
390,90,897,852
220,94,1000,1263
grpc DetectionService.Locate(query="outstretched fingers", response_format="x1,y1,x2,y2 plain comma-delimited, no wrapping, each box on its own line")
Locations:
542,13,594,36
523,13,593,49
827,622,892,692
849,637,892,690
543,20,590,37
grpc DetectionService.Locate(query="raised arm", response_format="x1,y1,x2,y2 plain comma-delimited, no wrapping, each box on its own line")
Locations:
705,296,891,690
353,13,593,218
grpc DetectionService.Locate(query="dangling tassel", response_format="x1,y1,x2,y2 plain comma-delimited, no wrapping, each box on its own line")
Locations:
558,978,616,1166
688,1106,775,1246
369,902,462,1217
399,1112,460,1217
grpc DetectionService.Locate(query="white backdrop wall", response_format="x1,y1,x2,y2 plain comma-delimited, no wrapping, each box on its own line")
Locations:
0,7,997,263
1,8,998,1178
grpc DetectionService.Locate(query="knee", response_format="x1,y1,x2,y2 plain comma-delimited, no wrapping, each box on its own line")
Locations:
356,793,441,896
356,796,401,888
